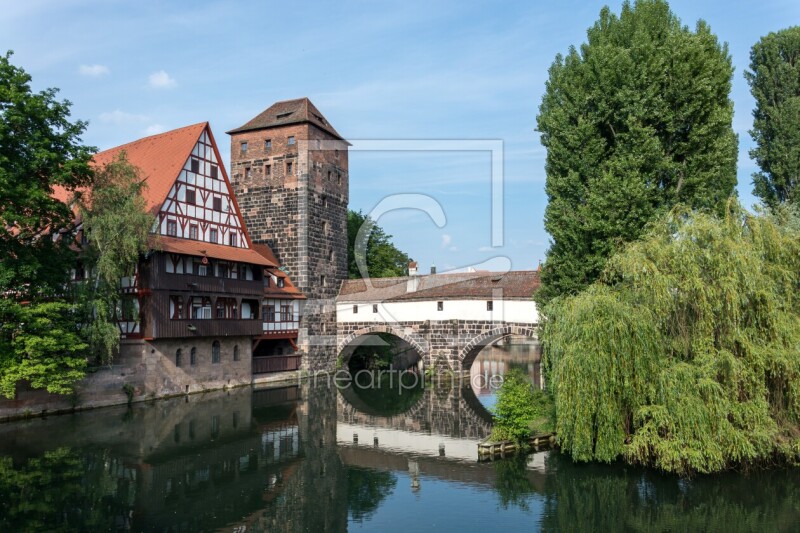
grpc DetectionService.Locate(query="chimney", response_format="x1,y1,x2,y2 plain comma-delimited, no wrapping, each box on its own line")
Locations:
407,276,419,293
430,264,437,275
408,261,418,276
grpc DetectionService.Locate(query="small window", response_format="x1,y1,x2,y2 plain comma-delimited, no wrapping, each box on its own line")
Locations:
265,139,272,149
213,197,222,211
328,249,334,261
229,233,237,247
190,158,200,173
437,301,444,311
210,165,218,179
185,188,196,205
335,149,339,159
240,141,248,153
166,219,177,237
286,161,293,175
321,275,326,287
353,305,359,314
245,167,251,179
373,304,378,313
288,135,295,145
337,172,341,184
233,345,240,362
323,221,329,234
176,349,182,367
190,347,197,366
265,164,271,177
209,229,218,243
189,224,198,240
327,171,332,181
487,301,493,311
277,278,285,288
322,196,328,207
212,341,220,364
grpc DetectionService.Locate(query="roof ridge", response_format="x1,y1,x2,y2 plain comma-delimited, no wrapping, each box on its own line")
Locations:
97,122,207,156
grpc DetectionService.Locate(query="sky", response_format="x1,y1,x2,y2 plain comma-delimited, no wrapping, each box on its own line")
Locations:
3,0,799,274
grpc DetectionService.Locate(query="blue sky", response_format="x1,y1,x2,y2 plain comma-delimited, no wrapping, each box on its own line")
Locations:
3,0,799,273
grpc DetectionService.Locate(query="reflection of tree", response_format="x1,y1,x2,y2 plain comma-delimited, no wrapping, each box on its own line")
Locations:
493,454,536,510
0,447,130,531
347,466,397,522
539,453,800,532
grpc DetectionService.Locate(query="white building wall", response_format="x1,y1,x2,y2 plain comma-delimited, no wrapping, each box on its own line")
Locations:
336,298,537,324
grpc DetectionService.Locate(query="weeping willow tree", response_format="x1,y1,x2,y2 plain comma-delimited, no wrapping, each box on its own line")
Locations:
543,202,800,475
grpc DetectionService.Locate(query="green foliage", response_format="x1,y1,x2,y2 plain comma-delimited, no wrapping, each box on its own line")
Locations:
0,51,94,297
78,153,154,363
0,300,88,398
348,210,412,279
543,203,800,474
491,369,552,443
535,0,738,305
493,453,536,511
346,467,397,522
746,26,800,208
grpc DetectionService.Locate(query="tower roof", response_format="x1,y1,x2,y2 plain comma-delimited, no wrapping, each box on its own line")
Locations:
226,97,345,140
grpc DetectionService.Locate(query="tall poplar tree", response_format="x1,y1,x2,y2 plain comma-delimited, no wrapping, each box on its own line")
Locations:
746,26,800,208
536,0,738,305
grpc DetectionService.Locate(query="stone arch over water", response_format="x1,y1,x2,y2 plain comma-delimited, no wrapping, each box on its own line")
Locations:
458,324,538,370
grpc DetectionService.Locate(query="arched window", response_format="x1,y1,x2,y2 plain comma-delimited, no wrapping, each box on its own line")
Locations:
190,347,197,366
212,341,220,364
175,348,182,367
233,345,240,362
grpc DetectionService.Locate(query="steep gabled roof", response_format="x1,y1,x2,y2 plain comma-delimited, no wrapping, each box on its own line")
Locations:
92,122,208,215
226,97,345,140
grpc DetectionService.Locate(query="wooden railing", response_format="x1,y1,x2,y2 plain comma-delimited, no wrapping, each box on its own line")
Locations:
154,318,262,338
253,355,302,374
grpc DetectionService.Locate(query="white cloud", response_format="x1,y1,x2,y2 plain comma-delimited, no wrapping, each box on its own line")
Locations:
148,70,177,89
99,110,149,124
144,124,165,136
441,234,452,247
79,64,109,76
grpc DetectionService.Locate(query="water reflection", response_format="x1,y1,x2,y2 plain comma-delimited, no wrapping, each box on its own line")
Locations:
470,338,542,412
0,372,797,532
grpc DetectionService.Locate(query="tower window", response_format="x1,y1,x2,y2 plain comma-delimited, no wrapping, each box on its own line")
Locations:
233,345,240,362
321,274,326,287
288,136,296,145
265,139,272,149
191,158,200,173
323,221,329,234
185,188,196,205
240,142,248,153
337,172,341,184
328,249,334,261
265,164,271,176
327,171,332,181
286,161,293,175
335,149,339,159
244,167,251,179
322,196,328,207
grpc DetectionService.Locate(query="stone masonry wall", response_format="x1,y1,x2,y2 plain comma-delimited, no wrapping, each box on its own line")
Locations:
230,120,349,372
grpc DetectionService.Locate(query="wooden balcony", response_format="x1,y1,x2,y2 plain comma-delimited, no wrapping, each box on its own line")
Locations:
152,318,262,339
253,355,302,374
151,272,263,296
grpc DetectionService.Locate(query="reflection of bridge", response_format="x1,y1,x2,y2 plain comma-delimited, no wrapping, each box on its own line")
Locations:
336,270,540,370
336,385,494,460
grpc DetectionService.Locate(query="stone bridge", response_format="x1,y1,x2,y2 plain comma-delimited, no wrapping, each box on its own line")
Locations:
336,270,540,371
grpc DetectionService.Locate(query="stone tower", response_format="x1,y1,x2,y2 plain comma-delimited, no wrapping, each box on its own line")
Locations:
227,98,349,370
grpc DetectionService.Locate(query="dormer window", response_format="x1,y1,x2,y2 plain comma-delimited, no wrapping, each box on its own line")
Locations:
288,136,296,146
277,278,285,288
277,112,292,119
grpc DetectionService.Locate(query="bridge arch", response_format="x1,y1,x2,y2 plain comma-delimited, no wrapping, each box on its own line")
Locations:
458,324,538,370
337,325,428,362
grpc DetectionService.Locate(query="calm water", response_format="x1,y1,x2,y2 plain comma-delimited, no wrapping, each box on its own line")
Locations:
0,344,798,532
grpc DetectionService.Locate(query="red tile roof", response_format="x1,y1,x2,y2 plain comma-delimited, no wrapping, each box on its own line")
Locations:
154,235,276,267
337,271,540,302
253,244,305,299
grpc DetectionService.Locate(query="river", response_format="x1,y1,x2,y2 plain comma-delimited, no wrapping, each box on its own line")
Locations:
0,342,798,531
